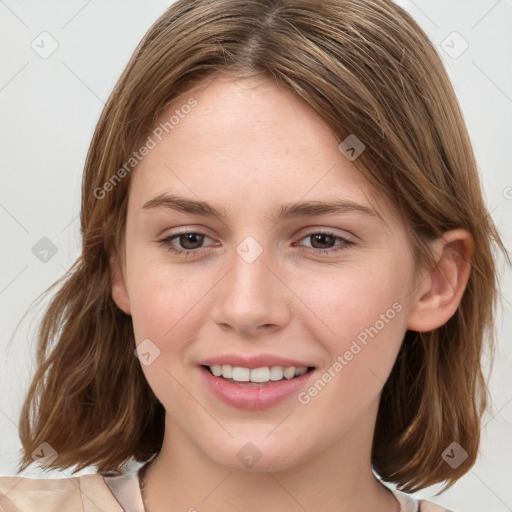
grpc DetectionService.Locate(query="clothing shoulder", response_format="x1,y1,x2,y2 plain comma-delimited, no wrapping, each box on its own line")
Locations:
0,473,122,512
419,497,454,511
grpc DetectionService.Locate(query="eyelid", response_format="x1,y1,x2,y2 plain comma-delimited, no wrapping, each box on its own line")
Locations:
159,225,357,242
295,225,357,242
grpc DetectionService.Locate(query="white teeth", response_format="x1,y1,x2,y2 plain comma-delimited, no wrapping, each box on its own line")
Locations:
232,367,250,381
250,367,270,383
221,364,233,378
210,364,222,376
269,366,284,381
283,367,296,379
208,364,309,383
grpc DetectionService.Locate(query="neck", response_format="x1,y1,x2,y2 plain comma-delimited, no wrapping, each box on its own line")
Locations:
141,413,399,512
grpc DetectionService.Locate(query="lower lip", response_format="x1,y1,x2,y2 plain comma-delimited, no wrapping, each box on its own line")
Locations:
200,366,315,410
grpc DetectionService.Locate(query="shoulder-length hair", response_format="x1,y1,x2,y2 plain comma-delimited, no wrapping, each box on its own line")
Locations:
18,0,508,493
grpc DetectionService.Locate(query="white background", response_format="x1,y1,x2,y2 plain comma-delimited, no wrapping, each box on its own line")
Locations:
0,1,511,510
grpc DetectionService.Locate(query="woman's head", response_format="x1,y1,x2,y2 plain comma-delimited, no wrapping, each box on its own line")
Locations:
19,0,507,494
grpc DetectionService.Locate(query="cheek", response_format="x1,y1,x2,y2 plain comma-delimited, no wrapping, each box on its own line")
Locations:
126,250,204,341
126,260,203,403
297,257,410,394
294,275,407,430
295,258,408,344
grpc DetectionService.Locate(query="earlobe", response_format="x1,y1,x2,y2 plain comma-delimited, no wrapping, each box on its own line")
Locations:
110,252,131,315
406,229,474,332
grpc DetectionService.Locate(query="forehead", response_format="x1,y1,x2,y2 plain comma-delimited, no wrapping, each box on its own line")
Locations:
129,76,403,230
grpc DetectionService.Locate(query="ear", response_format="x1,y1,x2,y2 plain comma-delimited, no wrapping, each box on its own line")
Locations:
406,229,474,332
110,251,131,315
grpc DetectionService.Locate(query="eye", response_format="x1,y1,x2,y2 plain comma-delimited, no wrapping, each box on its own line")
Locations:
158,231,215,257
294,231,355,255
157,229,355,258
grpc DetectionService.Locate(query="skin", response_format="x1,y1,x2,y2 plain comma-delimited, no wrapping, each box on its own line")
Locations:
111,75,474,512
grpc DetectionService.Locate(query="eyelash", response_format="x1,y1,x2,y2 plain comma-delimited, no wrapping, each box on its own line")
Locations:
157,230,355,257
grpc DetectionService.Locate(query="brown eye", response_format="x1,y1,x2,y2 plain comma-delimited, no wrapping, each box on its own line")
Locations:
175,233,206,250
158,231,212,256
296,231,355,255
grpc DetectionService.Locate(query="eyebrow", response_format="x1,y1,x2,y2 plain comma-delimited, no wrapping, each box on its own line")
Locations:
142,193,379,221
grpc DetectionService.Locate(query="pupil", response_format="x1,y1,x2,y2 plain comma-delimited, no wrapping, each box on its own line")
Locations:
181,233,203,249
312,233,333,249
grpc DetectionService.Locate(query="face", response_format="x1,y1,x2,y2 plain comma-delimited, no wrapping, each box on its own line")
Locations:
113,75,422,473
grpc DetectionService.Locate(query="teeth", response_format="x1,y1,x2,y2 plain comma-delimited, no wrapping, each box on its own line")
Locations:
269,366,284,381
283,367,296,379
210,365,222,376
232,367,250,382
221,364,233,378
208,365,309,383
250,367,270,383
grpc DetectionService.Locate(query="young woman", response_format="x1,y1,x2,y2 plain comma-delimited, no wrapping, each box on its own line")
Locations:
0,0,507,511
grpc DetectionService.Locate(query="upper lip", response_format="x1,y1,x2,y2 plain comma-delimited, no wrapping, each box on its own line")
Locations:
200,353,315,369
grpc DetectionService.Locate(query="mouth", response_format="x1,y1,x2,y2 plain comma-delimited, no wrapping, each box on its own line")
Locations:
201,364,316,385
200,363,317,410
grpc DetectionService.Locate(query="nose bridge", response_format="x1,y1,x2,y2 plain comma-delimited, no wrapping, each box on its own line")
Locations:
213,234,290,333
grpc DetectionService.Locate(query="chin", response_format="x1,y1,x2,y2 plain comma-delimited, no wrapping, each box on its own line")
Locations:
202,435,312,474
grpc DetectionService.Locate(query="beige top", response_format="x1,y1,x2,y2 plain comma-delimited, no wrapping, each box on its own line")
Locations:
0,471,450,512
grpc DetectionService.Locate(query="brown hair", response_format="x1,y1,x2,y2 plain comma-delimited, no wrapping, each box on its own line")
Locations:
17,0,509,493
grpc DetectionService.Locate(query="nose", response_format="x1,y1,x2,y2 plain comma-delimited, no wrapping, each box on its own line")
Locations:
211,241,292,336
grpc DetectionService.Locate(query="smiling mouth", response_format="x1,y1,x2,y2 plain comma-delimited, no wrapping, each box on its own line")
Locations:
202,365,316,385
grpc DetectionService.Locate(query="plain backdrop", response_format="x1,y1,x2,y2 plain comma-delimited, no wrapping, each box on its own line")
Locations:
0,1,511,510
